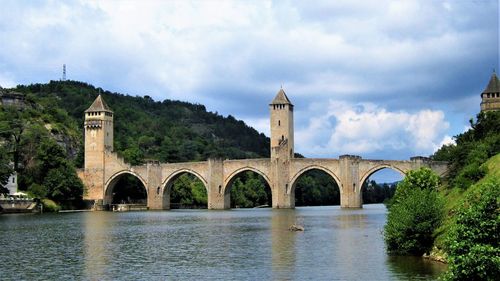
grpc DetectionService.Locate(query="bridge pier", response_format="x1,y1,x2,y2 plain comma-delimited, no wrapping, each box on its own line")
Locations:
207,159,226,210
339,155,363,208
146,161,163,210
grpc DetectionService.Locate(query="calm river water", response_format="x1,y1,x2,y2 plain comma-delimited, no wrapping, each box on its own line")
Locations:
0,204,446,280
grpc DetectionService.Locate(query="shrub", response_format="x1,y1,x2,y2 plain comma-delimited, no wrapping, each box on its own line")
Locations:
384,188,444,255
384,167,444,255
41,198,61,212
442,178,500,280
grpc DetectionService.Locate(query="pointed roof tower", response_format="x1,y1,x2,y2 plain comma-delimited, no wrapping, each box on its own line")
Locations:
482,71,500,95
270,88,293,106
85,94,113,113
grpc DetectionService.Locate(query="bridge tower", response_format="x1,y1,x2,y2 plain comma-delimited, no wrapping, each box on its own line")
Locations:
83,94,114,202
269,88,294,208
270,87,294,159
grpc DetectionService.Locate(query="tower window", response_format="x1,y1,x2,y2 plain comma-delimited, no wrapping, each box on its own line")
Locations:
278,120,280,126
282,135,284,140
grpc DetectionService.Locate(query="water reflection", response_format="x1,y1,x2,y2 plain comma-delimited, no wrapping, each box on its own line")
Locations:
387,256,447,280
84,212,111,280
271,209,297,280
0,205,447,280
335,210,370,279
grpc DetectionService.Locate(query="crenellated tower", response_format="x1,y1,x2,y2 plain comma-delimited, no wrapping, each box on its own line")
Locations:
480,71,500,112
84,94,114,170
269,88,294,160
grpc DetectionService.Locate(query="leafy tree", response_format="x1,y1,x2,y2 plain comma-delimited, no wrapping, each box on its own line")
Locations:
0,145,13,189
43,163,83,202
0,106,28,172
111,174,147,204
390,167,439,206
295,170,340,206
171,174,207,207
442,178,500,281
230,172,271,208
25,138,84,204
384,167,444,255
362,180,397,204
433,111,500,189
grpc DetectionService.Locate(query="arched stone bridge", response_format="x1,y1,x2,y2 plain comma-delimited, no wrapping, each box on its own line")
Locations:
79,151,447,210
78,91,448,210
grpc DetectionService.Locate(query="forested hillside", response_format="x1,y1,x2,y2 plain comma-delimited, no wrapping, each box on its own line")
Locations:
15,80,270,165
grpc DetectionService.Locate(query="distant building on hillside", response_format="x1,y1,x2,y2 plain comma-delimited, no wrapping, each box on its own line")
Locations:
480,71,500,112
0,87,26,108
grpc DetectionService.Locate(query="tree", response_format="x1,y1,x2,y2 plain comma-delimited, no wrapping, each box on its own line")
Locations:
390,167,439,205
384,167,444,255
171,174,207,207
25,138,84,204
0,106,27,172
442,179,500,280
230,172,271,208
0,145,13,190
43,163,84,202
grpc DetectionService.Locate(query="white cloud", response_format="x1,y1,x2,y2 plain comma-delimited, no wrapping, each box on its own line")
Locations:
296,101,450,159
0,0,496,160
241,117,269,136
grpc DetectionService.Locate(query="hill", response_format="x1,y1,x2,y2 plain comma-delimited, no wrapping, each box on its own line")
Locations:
429,111,499,279
14,80,270,165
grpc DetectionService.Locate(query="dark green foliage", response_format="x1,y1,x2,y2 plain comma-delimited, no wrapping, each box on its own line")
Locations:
27,183,46,198
385,188,444,255
392,167,440,203
1,79,273,207
384,168,444,255
362,180,397,204
30,138,83,203
43,163,84,202
442,179,500,281
111,175,147,204
295,170,340,206
433,111,500,189
230,171,271,208
15,80,271,163
0,145,13,190
171,174,207,207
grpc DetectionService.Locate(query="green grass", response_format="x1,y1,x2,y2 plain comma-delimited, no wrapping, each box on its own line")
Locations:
434,153,500,251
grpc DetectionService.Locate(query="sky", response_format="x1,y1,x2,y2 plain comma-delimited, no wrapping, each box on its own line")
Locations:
0,0,498,181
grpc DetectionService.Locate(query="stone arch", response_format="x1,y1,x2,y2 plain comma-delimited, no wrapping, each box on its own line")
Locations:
104,170,148,205
359,164,406,191
223,167,271,195
160,169,209,210
161,169,208,195
289,165,342,196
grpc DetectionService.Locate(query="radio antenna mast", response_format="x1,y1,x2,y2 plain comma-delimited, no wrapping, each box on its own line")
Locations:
62,64,66,81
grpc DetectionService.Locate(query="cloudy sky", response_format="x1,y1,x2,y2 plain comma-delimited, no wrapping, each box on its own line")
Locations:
1,0,498,167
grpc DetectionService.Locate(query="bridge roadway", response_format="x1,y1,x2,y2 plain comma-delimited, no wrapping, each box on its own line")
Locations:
78,151,447,210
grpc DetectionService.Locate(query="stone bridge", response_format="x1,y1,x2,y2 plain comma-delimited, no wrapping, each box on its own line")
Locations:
78,90,448,210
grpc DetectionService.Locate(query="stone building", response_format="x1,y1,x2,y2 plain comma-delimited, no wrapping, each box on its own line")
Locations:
480,71,500,112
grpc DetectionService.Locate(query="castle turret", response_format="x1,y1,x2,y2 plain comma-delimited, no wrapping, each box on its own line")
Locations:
269,88,294,160
84,94,114,170
480,71,500,112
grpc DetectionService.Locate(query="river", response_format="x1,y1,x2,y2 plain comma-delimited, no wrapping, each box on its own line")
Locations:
0,204,446,280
